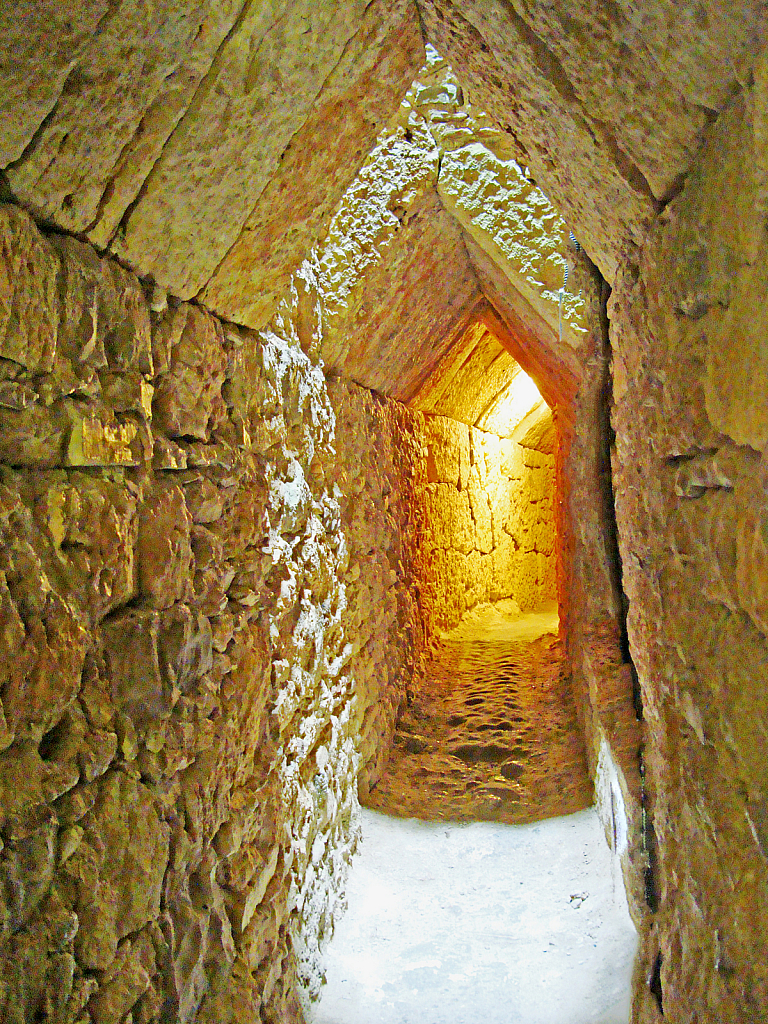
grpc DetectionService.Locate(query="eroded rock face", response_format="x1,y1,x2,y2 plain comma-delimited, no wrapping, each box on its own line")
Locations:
0,206,425,1024
610,70,768,1021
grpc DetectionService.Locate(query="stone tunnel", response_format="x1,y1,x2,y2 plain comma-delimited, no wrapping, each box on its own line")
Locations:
0,3,767,1022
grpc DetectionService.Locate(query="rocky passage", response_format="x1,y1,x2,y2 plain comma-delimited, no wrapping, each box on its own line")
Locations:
366,604,593,824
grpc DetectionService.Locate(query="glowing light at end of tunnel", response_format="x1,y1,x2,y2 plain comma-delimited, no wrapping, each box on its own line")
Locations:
480,368,545,436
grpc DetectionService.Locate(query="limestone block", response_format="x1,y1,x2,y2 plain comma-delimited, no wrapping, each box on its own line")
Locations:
55,782,98,827
159,603,213,694
515,550,540,612
78,729,119,783
112,0,371,298
87,927,156,1024
211,468,267,559
0,205,59,374
200,0,424,328
316,127,483,401
0,740,70,840
418,0,653,281
183,476,226,526
191,525,231,613
30,472,138,622
671,489,741,615
490,532,518,602
613,0,768,112
422,415,469,486
0,404,69,467
706,252,768,452
152,304,226,442
1,815,57,932
5,1,243,236
137,483,193,609
0,558,87,742
415,326,519,439
461,548,488,611
478,430,501,477
423,483,474,554
500,438,524,480
99,373,154,420
467,464,493,554
75,772,169,968
0,0,108,165
503,1,709,198
438,138,588,348
531,516,555,558
736,478,768,638
525,463,553,505
102,609,170,726
52,235,153,375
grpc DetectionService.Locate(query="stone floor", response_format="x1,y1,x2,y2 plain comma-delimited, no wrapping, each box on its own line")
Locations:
365,602,593,824
310,807,637,1024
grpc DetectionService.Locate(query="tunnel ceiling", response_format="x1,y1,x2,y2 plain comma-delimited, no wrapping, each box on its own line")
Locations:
3,0,765,427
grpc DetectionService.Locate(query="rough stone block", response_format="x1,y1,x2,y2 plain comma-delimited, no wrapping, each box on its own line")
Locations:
0,205,59,375
423,483,475,554
0,566,87,742
159,603,213,694
423,415,465,486
467,463,493,554
52,235,152,375
152,304,226,442
75,772,169,968
200,0,425,329
137,483,193,609
102,608,170,725
112,0,374,298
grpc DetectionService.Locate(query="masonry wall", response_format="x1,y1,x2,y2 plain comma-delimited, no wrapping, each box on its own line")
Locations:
0,204,422,1024
609,75,768,1023
416,413,556,636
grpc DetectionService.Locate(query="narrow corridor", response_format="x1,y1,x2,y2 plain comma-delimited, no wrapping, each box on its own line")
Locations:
312,605,635,1024
366,603,593,824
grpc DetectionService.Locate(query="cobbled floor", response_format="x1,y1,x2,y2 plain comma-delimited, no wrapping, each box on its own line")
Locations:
365,602,593,824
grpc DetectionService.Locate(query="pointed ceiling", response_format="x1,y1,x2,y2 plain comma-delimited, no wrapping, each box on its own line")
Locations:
4,0,760,433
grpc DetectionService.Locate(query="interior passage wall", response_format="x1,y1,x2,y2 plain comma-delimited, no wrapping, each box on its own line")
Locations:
416,413,556,636
609,71,768,1023
0,204,422,1024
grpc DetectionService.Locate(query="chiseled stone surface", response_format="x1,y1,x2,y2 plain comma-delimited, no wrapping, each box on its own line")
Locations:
416,0,768,282
0,0,109,167
110,0,369,297
312,108,482,401
5,0,244,239
1,1,424,308
408,49,587,349
199,0,424,329
416,0,653,281
0,206,424,1024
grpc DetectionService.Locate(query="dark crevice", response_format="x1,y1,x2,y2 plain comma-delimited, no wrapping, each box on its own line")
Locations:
649,952,664,1014
596,273,641,706
640,746,660,914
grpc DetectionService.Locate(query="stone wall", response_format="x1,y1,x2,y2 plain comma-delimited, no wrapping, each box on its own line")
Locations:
609,64,768,1023
416,413,556,636
0,203,422,1024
